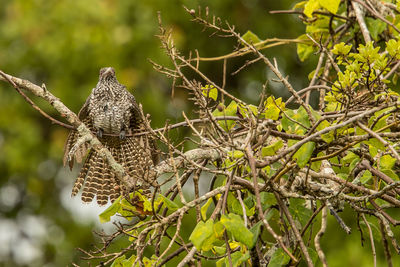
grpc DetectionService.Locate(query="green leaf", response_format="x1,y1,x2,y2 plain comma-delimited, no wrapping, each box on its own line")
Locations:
372,114,390,131
360,170,372,184
189,219,215,251
307,247,319,265
367,138,386,151
304,0,320,17
202,221,225,251
228,150,245,159
387,39,400,59
297,34,315,61
289,199,312,226
241,30,262,44
311,152,324,171
281,106,312,134
111,255,126,267
213,245,226,255
201,198,214,221
331,42,352,55
227,251,250,267
262,140,284,156
369,144,378,158
366,18,386,41
123,255,137,267
318,0,341,14
260,192,277,209
212,100,238,131
294,1,307,9
99,196,122,223
380,155,396,170
359,219,382,243
228,193,255,217
220,213,254,248
202,84,218,101
269,248,291,267
293,142,315,168
250,221,262,248
317,120,334,143
264,96,285,120
382,169,399,181
111,255,137,267
342,151,359,164
159,194,181,211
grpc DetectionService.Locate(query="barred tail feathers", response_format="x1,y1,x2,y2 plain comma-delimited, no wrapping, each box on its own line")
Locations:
70,136,155,205
71,150,93,197
81,153,99,203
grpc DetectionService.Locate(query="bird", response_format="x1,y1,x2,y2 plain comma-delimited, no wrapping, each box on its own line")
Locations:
63,67,158,205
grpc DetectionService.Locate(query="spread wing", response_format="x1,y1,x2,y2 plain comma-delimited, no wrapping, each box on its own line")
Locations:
63,97,94,170
128,94,159,165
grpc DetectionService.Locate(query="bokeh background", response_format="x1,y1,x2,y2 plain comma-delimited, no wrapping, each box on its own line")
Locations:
0,0,393,266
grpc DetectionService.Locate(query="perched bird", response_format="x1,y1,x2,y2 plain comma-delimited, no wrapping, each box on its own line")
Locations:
63,67,158,205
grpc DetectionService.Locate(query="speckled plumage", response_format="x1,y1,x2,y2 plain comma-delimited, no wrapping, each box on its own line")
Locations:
63,67,158,205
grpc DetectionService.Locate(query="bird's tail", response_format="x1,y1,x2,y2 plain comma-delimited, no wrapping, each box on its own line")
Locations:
72,136,155,205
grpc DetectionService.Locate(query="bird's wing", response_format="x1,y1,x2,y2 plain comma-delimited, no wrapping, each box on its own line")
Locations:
127,93,159,165
63,96,93,169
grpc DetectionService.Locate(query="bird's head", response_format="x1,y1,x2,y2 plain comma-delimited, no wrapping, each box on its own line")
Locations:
99,67,117,82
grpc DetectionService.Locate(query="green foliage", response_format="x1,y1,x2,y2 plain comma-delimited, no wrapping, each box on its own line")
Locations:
212,100,238,131
241,30,262,44
99,191,163,223
262,140,284,156
202,84,218,101
268,248,291,267
216,251,250,267
220,213,254,248
189,219,219,251
263,96,285,120
111,255,156,267
293,141,315,168
201,198,214,220
297,34,315,62
288,199,313,226
366,18,386,41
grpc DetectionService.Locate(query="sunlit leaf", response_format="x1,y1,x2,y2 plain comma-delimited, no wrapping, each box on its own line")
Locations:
293,142,315,168
250,221,262,248
99,196,122,223
189,219,215,251
241,30,262,44
262,140,284,156
297,34,315,61
212,100,238,131
304,0,320,17
382,169,399,181
202,84,218,101
220,213,254,248
201,198,214,221
318,0,341,14
366,18,386,41
227,251,250,267
269,248,291,267
158,194,181,211
289,199,312,226
380,155,396,170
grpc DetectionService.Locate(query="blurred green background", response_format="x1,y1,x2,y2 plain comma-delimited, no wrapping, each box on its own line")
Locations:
0,0,395,266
